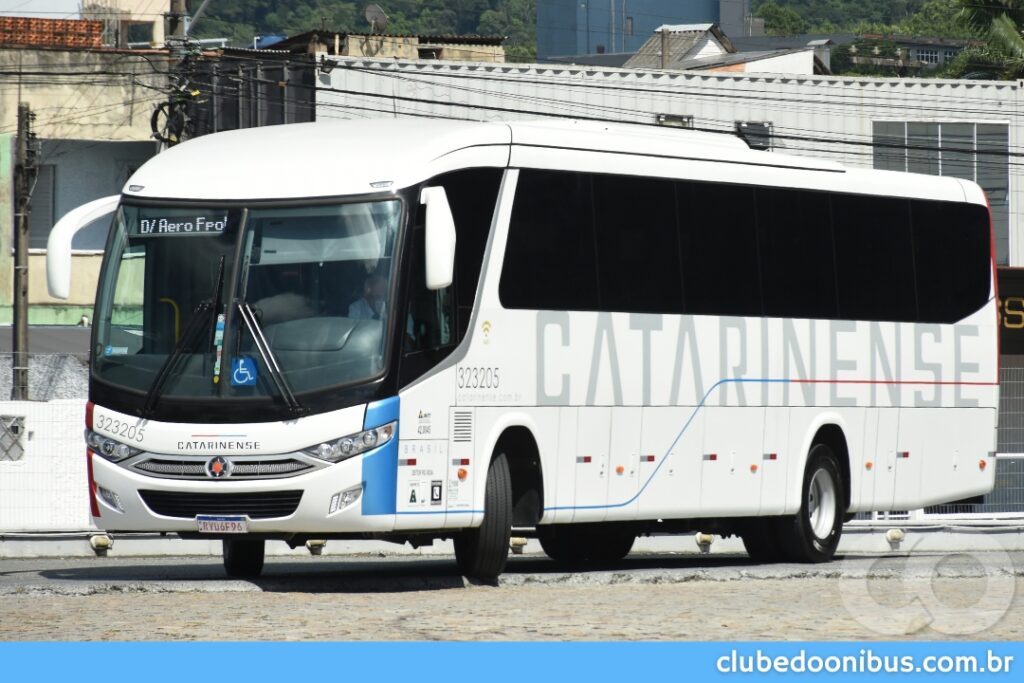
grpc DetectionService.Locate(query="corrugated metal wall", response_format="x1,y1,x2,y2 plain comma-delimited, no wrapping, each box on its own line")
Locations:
318,59,1024,265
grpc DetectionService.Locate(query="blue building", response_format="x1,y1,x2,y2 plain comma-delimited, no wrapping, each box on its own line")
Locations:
538,0,749,60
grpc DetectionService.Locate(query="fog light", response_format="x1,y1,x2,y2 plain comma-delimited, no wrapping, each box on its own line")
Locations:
328,485,363,514
97,485,123,513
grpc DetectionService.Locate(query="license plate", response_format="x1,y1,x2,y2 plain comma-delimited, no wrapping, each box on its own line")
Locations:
196,515,248,533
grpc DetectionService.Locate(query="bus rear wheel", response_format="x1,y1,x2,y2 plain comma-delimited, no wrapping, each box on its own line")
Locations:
778,444,844,563
454,452,512,580
537,525,588,563
222,538,265,578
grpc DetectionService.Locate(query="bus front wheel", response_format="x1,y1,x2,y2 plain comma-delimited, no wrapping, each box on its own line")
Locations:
778,444,844,563
222,538,265,578
454,452,512,580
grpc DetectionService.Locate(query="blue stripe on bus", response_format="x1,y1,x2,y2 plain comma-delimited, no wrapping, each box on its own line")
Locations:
547,377,791,512
364,396,400,430
361,396,400,516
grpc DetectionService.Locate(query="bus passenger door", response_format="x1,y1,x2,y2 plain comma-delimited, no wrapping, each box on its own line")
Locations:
605,407,641,520
700,407,764,516
573,407,611,523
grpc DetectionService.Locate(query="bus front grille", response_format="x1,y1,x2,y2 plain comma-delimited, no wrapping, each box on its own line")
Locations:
132,458,313,479
139,490,303,519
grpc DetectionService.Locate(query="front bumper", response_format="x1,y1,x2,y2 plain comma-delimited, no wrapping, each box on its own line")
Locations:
91,448,398,535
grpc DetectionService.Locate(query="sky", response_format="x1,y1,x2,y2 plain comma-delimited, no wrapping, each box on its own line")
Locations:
0,0,81,17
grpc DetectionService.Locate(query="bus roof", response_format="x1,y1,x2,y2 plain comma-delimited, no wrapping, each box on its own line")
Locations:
122,119,976,204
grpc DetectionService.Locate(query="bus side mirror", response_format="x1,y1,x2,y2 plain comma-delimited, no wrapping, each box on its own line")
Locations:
46,195,120,299
420,186,456,290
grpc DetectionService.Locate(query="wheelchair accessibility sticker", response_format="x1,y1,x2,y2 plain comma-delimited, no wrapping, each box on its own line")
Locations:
231,357,258,387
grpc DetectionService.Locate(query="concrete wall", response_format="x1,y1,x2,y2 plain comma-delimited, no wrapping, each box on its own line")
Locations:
40,139,155,250
706,50,816,75
0,400,91,532
0,48,164,326
0,47,169,141
342,35,418,60
0,139,155,325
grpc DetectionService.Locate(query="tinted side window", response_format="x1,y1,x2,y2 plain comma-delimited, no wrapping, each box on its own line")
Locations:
912,200,991,323
500,170,597,311
757,188,837,319
592,174,682,314
679,180,762,317
433,168,503,340
832,195,917,322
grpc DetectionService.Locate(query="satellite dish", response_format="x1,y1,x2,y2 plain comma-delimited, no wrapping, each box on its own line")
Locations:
364,4,389,33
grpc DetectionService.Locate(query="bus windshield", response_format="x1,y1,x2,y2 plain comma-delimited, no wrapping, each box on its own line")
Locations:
93,200,403,405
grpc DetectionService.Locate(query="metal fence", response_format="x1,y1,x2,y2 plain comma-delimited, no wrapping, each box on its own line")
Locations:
998,366,1024,453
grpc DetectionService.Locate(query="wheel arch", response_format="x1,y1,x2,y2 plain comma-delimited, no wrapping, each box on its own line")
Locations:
789,414,852,515
476,413,545,527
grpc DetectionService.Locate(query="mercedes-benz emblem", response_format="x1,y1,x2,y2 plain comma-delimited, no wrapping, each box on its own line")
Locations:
205,456,233,478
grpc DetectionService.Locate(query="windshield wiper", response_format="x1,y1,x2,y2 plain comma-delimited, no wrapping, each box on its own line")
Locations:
139,255,226,418
235,300,306,417
138,301,213,417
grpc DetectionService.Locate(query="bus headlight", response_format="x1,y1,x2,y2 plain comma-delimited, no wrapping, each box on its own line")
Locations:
305,421,396,463
85,430,140,462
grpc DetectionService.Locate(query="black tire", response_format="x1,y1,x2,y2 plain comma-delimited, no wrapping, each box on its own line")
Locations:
585,527,635,563
777,444,844,563
454,452,512,580
538,525,634,564
537,525,589,563
222,538,265,578
740,519,783,563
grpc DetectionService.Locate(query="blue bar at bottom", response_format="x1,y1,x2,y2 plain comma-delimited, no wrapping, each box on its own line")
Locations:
2,642,1021,682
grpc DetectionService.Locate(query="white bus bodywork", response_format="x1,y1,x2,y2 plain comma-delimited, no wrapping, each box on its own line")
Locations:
49,120,998,577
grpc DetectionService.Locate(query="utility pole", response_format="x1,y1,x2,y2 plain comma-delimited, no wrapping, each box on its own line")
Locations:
12,103,36,400
660,28,669,69
168,0,188,42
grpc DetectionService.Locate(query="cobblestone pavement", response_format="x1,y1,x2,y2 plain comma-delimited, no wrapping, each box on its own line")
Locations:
1,552,1022,641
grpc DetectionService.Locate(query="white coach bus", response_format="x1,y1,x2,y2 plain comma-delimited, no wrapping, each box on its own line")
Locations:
47,120,997,579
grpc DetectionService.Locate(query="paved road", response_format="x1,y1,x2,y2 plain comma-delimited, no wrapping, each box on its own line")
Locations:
2,551,1022,641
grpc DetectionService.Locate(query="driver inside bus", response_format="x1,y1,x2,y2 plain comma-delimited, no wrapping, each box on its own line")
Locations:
348,274,388,320
349,273,417,346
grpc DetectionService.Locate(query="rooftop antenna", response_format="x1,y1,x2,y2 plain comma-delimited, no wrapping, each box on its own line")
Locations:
364,4,389,34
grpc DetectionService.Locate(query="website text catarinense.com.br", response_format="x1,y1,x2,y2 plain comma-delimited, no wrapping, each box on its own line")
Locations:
717,649,1014,675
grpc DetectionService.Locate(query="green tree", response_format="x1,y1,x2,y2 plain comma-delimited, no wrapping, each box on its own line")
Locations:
755,0,807,35
477,0,536,62
958,0,1024,60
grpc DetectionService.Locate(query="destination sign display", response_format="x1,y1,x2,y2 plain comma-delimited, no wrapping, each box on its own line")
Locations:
136,214,229,236
998,268,1024,355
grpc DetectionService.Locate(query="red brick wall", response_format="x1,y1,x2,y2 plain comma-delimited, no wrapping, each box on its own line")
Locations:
0,17,103,49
